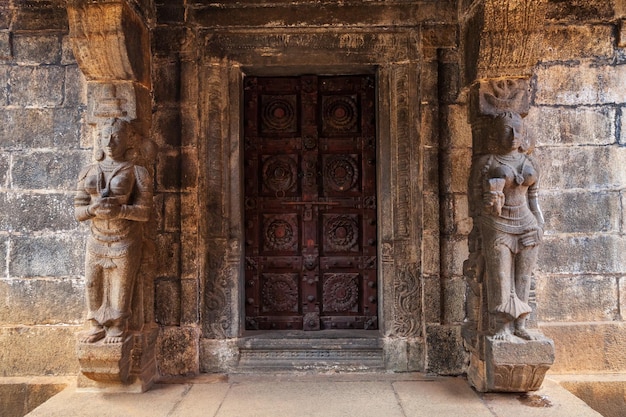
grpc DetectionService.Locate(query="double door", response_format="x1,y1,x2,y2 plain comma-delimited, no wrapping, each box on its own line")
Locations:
244,75,377,331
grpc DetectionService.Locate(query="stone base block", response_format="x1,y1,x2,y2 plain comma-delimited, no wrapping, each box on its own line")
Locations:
76,328,158,393
468,331,555,392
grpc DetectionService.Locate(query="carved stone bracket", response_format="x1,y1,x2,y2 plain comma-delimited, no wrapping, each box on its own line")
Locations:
67,0,150,85
464,20,555,387
464,75,555,391
68,0,157,392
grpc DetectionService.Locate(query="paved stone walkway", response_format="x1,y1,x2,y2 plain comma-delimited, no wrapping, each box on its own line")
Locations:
27,373,602,417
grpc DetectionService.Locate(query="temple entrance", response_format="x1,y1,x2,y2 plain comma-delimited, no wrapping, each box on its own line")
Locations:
243,75,378,331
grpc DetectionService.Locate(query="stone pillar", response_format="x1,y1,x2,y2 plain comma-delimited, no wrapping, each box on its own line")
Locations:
461,0,555,392
67,0,157,392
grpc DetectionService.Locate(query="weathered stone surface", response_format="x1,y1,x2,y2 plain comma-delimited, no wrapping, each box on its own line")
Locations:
153,108,182,148
0,381,66,417
0,67,8,105
151,27,186,57
156,151,181,191
541,191,621,233
546,0,615,22
8,66,65,107
536,275,619,322
0,108,84,149
155,278,181,326
11,151,87,191
162,193,180,232
448,104,472,148
422,233,440,276
560,379,626,417
156,4,185,24
0,32,9,61
156,232,181,278
157,327,199,376
0,325,80,376
442,276,466,324
76,335,133,384
469,334,554,392
541,322,626,373
189,2,456,28
540,235,626,275
449,148,471,193
63,65,86,106
153,60,181,103
423,148,438,194
67,1,151,84
0,238,6,278
441,237,468,276
454,194,472,235
180,148,198,191
423,275,441,324
181,278,199,325
620,277,626,321
422,193,439,233
0,151,8,187
535,63,626,106
0,278,83,325
426,325,466,375
12,34,62,65
538,146,626,191
541,25,614,62
199,338,239,373
0,6,9,30
180,193,198,233
0,193,75,233
180,232,198,279
61,35,76,65
527,106,616,146
9,234,85,278
12,4,68,31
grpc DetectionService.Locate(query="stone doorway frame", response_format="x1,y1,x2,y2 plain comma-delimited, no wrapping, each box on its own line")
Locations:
196,28,425,370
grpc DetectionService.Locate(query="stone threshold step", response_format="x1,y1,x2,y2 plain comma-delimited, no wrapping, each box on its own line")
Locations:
236,330,384,371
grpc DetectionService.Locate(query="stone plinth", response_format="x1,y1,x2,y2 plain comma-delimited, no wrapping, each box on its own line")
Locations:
468,332,555,392
76,327,157,393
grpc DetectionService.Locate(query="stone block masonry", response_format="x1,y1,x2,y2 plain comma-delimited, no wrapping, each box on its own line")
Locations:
530,12,626,373
0,2,86,376
0,0,624,383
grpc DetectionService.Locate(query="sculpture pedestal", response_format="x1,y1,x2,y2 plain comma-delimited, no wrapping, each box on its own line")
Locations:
467,331,555,392
76,327,158,393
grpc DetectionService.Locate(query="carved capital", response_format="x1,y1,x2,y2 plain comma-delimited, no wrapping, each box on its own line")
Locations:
470,78,531,119
469,77,534,155
67,0,150,85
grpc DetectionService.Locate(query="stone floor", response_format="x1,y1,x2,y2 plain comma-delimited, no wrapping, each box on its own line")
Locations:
26,373,603,417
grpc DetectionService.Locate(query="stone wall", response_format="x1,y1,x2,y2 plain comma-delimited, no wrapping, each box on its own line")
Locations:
528,1,626,373
0,1,86,376
1,0,625,379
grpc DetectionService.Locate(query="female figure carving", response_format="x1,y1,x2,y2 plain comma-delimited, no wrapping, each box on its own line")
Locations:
474,112,544,340
74,118,152,344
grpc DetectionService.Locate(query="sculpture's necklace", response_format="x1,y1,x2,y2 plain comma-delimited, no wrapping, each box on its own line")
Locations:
494,155,526,185
97,161,130,198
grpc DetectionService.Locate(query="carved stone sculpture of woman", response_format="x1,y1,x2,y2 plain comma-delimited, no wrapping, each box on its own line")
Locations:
74,118,153,344
474,112,544,341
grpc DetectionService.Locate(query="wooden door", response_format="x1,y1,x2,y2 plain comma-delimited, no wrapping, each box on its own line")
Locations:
244,75,377,331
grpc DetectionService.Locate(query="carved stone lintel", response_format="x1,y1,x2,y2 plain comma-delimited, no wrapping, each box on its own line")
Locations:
467,333,554,392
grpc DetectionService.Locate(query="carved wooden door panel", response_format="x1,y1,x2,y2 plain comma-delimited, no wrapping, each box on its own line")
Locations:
244,75,377,331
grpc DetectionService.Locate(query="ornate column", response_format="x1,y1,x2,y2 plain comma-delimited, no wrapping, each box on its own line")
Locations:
461,0,555,392
67,0,157,392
